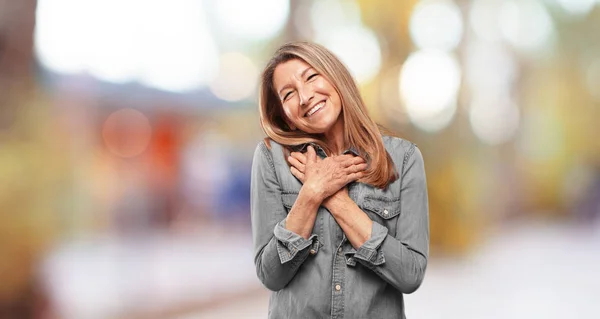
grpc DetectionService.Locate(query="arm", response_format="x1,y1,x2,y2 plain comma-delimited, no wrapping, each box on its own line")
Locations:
290,145,429,294
333,146,429,294
250,142,320,291
322,189,373,249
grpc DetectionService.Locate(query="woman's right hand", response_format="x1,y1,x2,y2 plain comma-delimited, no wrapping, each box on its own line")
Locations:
289,145,367,203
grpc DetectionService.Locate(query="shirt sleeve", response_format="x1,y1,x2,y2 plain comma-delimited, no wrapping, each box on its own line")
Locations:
250,141,317,291
351,144,429,294
273,218,318,264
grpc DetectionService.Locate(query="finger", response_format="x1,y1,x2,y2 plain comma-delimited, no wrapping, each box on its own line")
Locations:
334,154,355,162
346,171,365,182
290,152,307,164
347,163,368,173
341,155,366,167
307,145,317,164
290,166,305,182
287,156,306,173
352,156,366,165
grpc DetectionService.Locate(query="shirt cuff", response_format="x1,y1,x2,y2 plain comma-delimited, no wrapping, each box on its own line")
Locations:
274,218,317,264
352,221,388,266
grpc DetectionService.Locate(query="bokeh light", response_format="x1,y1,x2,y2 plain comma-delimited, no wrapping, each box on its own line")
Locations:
399,50,461,132
102,108,152,158
135,0,218,92
469,94,520,145
469,0,504,43
586,58,600,101
317,25,382,84
35,0,219,92
464,41,518,93
209,52,259,102
409,0,463,51
309,0,362,37
499,0,555,54
555,0,596,16
212,0,290,41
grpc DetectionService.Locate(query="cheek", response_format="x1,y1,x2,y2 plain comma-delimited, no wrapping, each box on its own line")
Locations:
313,80,329,91
282,106,294,119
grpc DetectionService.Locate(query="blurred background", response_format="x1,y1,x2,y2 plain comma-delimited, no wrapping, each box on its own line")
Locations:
1,0,600,318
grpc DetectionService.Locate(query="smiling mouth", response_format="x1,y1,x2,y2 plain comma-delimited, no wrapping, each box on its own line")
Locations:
305,100,326,117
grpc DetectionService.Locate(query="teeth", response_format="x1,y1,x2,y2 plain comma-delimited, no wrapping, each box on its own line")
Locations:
307,101,325,117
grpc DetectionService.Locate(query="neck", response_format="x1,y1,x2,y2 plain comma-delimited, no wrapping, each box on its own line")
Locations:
324,118,345,155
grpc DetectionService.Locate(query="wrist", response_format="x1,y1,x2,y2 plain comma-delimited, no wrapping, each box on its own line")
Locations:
300,184,325,206
323,190,349,210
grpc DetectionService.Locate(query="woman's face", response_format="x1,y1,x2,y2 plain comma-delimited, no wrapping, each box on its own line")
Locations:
272,59,343,135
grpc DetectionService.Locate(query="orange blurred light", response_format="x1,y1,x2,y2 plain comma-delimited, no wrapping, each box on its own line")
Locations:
102,108,152,158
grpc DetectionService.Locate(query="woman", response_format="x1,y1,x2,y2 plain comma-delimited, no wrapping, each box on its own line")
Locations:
251,42,429,318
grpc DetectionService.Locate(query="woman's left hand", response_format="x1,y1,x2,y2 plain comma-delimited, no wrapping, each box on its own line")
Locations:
288,150,365,185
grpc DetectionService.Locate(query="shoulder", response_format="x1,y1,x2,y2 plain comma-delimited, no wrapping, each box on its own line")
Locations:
253,138,286,166
253,139,274,168
382,135,418,162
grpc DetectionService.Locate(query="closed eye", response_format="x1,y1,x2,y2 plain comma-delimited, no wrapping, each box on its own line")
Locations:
282,91,293,101
307,73,318,81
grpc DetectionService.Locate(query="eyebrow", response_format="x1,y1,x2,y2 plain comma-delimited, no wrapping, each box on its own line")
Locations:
277,67,313,98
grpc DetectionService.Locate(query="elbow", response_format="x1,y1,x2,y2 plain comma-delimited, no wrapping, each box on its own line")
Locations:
256,270,287,291
255,260,287,292
261,279,287,292
399,257,427,294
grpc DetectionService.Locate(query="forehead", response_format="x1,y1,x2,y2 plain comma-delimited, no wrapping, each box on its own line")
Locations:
273,59,312,87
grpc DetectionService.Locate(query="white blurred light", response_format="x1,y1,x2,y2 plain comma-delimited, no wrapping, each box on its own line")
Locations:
399,50,461,132
409,0,463,51
35,0,219,92
309,0,362,38
556,0,596,16
499,0,555,54
209,52,258,102
137,1,218,92
586,58,600,101
465,41,518,92
213,0,289,41
35,0,91,74
469,94,520,145
82,0,141,83
469,0,504,42
318,25,382,84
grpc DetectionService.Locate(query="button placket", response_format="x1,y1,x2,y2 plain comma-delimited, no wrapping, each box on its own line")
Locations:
331,241,346,318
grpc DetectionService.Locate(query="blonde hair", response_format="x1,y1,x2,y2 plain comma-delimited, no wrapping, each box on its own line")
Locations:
259,42,397,189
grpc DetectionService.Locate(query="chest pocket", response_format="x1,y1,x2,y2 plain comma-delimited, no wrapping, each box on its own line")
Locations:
281,192,299,211
360,196,401,237
280,191,326,247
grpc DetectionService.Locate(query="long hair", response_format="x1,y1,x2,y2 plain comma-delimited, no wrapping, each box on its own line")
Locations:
259,42,397,189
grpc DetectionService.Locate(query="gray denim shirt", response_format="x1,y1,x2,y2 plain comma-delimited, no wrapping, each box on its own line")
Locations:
251,135,429,319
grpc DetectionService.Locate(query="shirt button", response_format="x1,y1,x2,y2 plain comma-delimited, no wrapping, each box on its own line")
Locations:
383,209,389,216
335,284,341,291
338,247,342,253
310,249,317,255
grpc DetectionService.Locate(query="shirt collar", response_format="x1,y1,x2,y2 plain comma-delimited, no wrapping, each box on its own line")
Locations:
290,143,360,157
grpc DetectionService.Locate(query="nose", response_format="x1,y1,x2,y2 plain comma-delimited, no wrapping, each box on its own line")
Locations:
298,84,314,108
